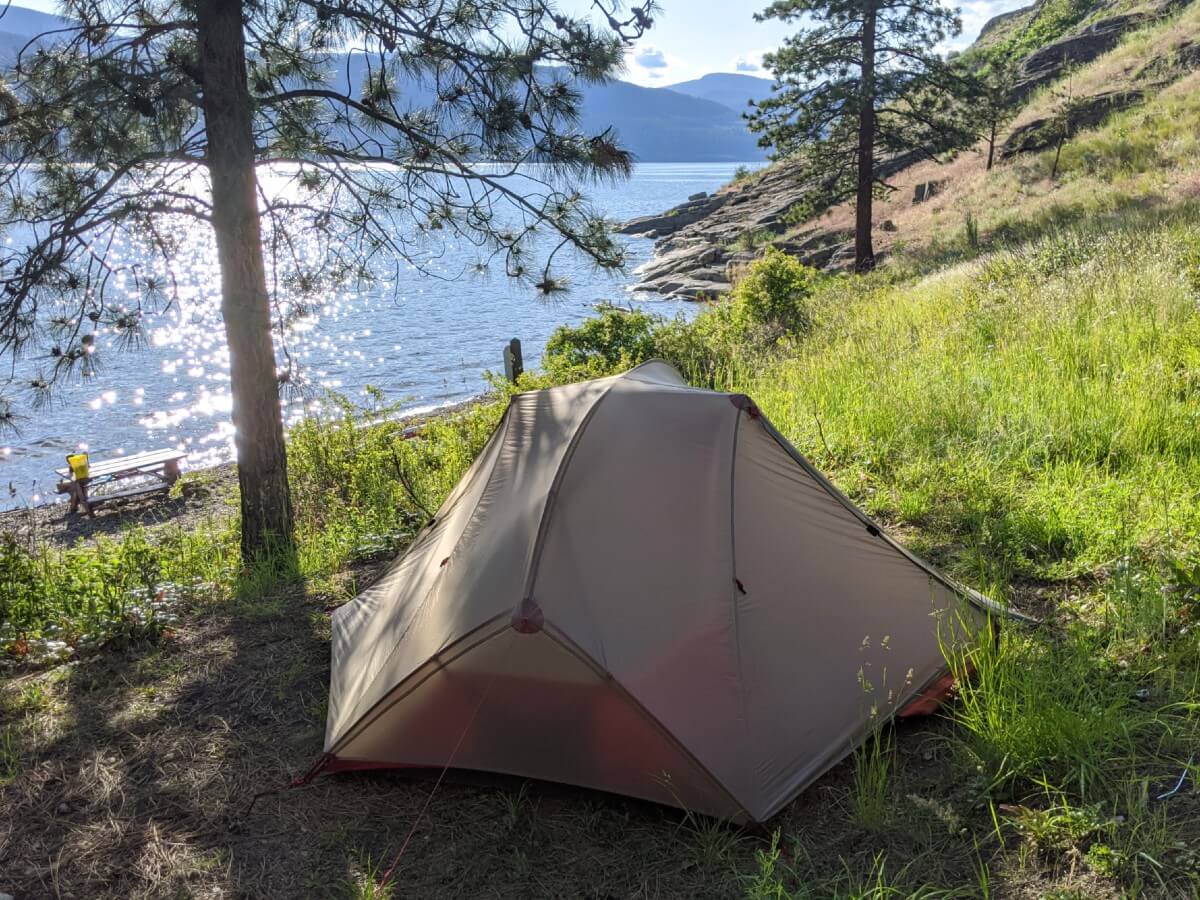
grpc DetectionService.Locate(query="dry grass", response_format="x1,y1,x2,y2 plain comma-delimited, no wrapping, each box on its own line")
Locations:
806,2,1200,263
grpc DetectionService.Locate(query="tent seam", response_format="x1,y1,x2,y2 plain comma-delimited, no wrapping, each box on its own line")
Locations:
517,377,622,659
753,415,1017,620
728,405,756,814
330,402,517,748
542,623,751,822
328,613,509,755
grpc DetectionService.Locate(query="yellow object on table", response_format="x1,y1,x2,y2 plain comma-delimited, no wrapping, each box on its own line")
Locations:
67,453,90,480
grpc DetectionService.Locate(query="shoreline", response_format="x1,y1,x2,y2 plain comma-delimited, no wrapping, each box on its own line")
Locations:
0,394,486,549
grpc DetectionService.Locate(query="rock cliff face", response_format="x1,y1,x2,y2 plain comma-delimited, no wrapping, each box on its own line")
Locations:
621,166,844,299
622,151,921,298
620,0,1196,299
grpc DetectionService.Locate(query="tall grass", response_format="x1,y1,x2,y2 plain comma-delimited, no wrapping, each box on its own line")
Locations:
851,730,894,830
746,836,962,899
745,219,1200,581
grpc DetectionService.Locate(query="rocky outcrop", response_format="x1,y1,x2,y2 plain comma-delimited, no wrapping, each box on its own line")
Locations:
1001,89,1145,158
1013,14,1147,99
620,0,1196,301
622,150,924,298
632,242,731,299
977,3,1035,42
1134,39,1200,81
1011,0,1190,100
616,192,729,237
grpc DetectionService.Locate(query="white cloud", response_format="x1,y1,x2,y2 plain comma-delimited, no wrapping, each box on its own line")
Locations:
633,46,670,69
729,48,771,75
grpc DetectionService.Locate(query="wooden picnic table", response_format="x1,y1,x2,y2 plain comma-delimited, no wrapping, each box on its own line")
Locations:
55,448,186,516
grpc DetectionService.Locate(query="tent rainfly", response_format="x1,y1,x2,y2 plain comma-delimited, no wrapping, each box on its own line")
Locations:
320,361,993,823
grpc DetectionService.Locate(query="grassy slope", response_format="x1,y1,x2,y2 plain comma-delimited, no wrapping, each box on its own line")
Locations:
4,9,1200,898
817,1,1200,260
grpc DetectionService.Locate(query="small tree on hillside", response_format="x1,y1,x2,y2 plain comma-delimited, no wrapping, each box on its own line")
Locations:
1048,69,1083,180
748,0,964,271
0,0,652,562
965,55,1020,170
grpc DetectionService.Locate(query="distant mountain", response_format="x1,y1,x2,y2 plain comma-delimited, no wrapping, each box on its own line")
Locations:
0,5,70,37
0,5,68,62
0,5,766,162
662,73,775,114
577,81,765,162
328,54,765,162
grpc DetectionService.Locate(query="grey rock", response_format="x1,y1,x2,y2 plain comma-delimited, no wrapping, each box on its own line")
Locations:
616,193,728,237
624,143,925,295
672,280,728,300
636,242,724,283
1014,14,1148,100
1134,40,1200,81
1001,89,1145,158
687,191,708,201
913,181,945,204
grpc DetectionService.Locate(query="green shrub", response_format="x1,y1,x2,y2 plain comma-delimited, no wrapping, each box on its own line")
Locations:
542,305,662,381
541,252,820,389
729,164,757,186
727,228,775,253
728,247,818,338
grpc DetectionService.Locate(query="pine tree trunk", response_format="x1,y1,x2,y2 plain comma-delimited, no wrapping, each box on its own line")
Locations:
854,4,877,273
197,0,295,561
986,121,996,171
1051,133,1065,180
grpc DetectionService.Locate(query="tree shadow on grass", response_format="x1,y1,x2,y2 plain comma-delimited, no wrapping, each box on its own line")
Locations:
0,552,761,898
1,550,1023,899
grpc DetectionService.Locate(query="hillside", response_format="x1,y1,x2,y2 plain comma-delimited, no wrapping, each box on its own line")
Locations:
621,0,1200,295
661,72,775,113
0,6,767,164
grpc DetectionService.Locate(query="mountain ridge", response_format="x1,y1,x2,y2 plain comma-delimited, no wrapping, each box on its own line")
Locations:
0,5,767,163
660,72,775,113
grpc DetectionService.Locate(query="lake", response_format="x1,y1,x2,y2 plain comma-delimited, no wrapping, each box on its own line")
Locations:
0,162,755,508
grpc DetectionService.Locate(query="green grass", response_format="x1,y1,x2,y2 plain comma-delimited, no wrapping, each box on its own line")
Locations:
851,731,894,831
746,219,1200,581
727,227,776,253
746,837,966,899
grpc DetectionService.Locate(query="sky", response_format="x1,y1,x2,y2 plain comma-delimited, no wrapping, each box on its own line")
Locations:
10,0,1034,88
583,0,1034,86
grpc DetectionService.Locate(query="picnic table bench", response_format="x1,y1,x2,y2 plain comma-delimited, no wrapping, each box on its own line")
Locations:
55,448,186,516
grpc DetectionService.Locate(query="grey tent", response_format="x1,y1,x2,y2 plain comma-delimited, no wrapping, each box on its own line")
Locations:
321,361,990,823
